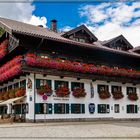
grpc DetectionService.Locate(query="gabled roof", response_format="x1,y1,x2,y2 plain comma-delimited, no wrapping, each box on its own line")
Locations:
62,24,98,41
0,17,140,59
130,46,140,52
102,35,133,49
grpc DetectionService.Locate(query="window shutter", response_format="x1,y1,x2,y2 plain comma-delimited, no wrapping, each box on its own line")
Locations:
48,104,52,114
66,104,69,114
71,104,74,113
135,105,138,113
47,80,52,87
82,104,85,113
35,104,40,114
126,105,129,113
36,79,40,88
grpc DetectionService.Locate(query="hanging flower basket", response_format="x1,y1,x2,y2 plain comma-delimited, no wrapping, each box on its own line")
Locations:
128,93,138,101
15,87,26,97
99,90,111,99
72,87,86,98
37,84,52,96
112,91,124,100
55,85,70,97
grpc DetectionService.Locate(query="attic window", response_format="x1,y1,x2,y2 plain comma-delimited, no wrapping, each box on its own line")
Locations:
79,38,85,43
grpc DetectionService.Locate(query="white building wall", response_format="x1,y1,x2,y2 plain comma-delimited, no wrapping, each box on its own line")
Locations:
25,74,140,120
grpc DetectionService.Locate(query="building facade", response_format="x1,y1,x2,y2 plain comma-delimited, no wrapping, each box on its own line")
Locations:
0,17,140,122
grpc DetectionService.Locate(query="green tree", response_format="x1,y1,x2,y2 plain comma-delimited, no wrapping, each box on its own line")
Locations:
0,27,5,37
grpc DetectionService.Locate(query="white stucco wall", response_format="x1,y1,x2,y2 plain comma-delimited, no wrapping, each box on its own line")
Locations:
25,74,140,120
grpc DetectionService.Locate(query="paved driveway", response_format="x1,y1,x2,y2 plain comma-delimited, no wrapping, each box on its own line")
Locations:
0,121,140,139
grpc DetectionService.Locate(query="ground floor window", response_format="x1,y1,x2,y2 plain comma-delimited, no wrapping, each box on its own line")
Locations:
54,103,69,114
127,105,138,113
71,104,85,114
114,104,120,113
35,103,52,114
98,104,110,113
14,104,26,114
0,106,7,114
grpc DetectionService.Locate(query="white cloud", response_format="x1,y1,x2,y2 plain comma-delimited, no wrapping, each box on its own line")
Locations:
60,26,73,32
79,2,140,47
0,2,47,27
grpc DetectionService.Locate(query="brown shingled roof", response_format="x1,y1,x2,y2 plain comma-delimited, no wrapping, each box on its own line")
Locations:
0,17,140,58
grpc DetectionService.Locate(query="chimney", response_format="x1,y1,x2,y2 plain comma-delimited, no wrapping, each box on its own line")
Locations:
51,19,57,32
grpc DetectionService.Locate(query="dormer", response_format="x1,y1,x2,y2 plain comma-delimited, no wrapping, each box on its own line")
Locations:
62,25,98,44
102,35,133,51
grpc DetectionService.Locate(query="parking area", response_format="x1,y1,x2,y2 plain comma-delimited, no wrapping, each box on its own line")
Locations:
0,121,140,139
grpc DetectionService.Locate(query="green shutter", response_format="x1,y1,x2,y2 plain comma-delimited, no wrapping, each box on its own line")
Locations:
55,81,59,89
126,105,129,113
82,104,85,114
54,104,57,114
66,104,69,114
135,105,138,113
71,104,74,113
48,104,52,114
35,104,40,114
47,80,52,87
36,79,40,88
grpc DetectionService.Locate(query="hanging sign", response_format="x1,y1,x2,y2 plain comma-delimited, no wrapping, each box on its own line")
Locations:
89,103,95,114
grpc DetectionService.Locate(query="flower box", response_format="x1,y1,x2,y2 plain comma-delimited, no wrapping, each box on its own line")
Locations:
37,84,52,96
55,85,70,97
112,91,124,100
72,87,86,98
99,90,111,99
15,87,25,97
128,93,138,101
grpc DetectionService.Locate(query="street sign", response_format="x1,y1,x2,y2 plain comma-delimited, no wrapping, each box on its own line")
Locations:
42,94,48,100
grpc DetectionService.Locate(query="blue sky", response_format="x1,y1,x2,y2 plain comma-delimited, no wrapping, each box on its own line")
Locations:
0,1,140,46
32,3,85,28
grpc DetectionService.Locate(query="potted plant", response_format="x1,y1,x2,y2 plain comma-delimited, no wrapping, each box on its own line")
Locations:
72,87,86,98
55,84,70,97
37,83,52,96
112,91,124,100
99,90,111,99
128,92,138,101
15,87,25,97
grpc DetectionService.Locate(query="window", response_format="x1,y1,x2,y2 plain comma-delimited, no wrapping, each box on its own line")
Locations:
14,83,19,89
112,86,122,93
98,85,109,93
114,104,120,113
20,80,26,88
8,85,12,90
35,103,52,114
98,104,110,113
54,103,69,114
36,79,52,89
71,82,84,91
55,80,68,90
79,38,85,43
127,87,136,95
127,105,138,114
71,104,85,114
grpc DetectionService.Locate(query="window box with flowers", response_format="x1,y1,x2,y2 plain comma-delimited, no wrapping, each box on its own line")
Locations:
15,87,26,97
98,85,111,99
112,86,124,100
127,87,138,101
36,79,53,96
71,82,86,98
55,81,70,97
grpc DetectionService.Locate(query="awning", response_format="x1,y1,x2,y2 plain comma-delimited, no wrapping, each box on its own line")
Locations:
0,96,26,106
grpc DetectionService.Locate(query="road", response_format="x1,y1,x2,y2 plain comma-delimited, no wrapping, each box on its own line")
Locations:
0,121,140,139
